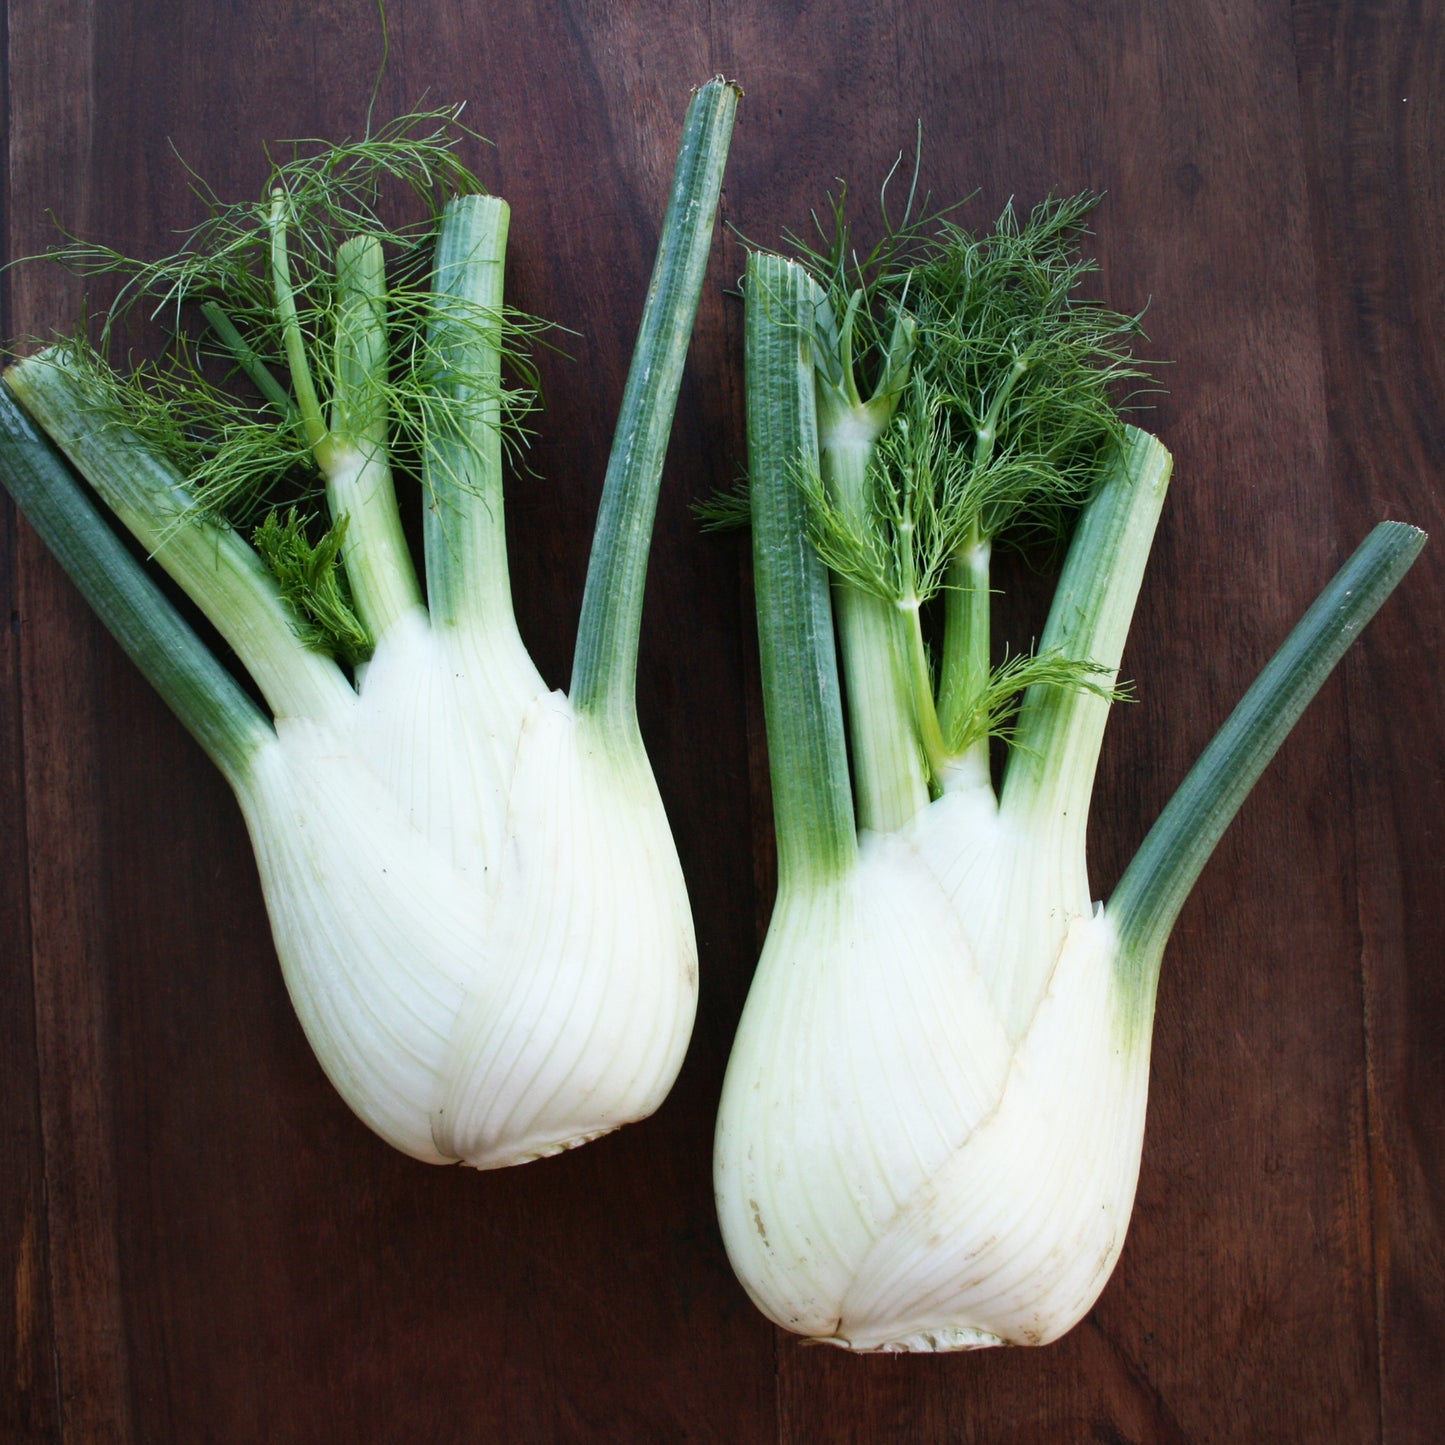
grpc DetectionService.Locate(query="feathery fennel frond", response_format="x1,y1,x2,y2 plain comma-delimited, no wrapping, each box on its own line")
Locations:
944,646,1122,756
44,107,552,532
252,509,372,666
787,187,1151,548
904,193,1150,551
693,479,753,531
769,180,1156,812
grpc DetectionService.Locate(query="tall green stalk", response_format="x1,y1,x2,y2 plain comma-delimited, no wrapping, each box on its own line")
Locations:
322,233,424,642
1001,429,1173,845
745,252,858,889
570,79,740,724
421,195,514,633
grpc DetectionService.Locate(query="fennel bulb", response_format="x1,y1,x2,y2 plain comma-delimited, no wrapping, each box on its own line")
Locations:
0,81,739,1166
714,236,1424,1350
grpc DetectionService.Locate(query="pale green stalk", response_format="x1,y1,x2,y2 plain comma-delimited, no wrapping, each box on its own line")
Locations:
976,428,1171,1032
264,197,423,646
814,393,931,831
1001,429,1172,849
268,190,329,453
421,194,513,633
934,357,1028,774
825,447,930,830
5,352,354,725
322,235,424,643
936,539,992,788
0,382,273,783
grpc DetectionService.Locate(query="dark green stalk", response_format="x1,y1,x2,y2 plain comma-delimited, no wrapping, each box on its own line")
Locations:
1111,520,1426,973
569,77,739,722
0,383,272,785
745,253,857,888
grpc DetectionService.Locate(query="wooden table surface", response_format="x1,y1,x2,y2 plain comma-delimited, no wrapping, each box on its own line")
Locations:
2,2,1440,1441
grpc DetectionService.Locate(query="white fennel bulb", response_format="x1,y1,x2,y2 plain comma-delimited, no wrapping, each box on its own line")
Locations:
723,860,1143,1350
715,245,1423,1349
237,629,694,1165
0,81,738,1166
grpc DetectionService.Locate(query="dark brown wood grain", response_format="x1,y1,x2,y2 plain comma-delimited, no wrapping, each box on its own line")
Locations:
6,5,133,1440
1293,1,1445,1437
0,411,58,1445
2,1,1440,1441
